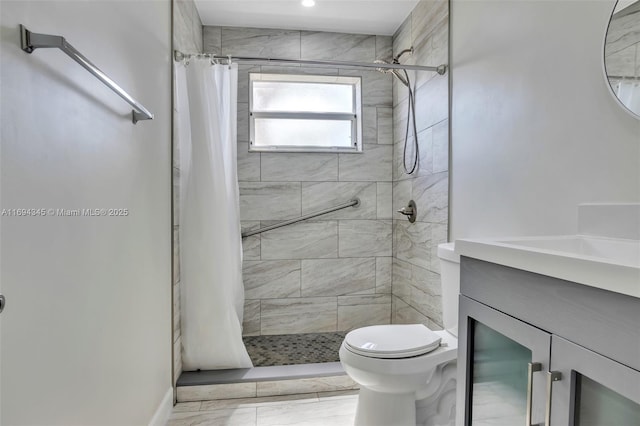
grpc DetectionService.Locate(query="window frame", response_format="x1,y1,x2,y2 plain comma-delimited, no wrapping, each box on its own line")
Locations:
248,73,363,153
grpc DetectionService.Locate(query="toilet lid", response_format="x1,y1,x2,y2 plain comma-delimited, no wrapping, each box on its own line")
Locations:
344,324,442,359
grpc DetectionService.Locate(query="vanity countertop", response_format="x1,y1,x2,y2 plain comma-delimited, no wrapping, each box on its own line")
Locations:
455,235,640,299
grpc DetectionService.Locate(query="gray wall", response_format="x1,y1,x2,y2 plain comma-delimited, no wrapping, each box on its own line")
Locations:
1,0,172,423
202,25,396,335
450,0,640,240
391,0,450,328
172,0,203,384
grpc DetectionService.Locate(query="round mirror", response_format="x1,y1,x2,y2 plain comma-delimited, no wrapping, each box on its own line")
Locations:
604,0,640,118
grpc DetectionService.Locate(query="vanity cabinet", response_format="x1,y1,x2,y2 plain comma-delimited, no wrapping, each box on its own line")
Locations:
457,257,640,426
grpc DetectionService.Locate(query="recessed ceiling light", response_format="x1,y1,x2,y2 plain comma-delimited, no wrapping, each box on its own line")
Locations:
302,0,316,7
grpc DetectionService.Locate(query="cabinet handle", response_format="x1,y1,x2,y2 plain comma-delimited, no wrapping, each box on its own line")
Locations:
544,371,562,426
526,362,542,426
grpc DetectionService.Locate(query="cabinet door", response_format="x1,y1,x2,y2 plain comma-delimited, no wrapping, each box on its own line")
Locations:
550,335,640,426
458,296,551,426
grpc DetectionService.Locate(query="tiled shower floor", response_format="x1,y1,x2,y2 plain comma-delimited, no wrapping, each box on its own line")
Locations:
243,332,347,366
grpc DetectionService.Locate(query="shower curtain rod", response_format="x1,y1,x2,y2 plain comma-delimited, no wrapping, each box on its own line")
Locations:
174,50,447,75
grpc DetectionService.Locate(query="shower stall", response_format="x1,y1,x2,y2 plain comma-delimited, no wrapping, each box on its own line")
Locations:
172,0,450,400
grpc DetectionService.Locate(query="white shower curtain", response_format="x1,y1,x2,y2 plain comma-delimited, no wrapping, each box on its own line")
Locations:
174,58,253,370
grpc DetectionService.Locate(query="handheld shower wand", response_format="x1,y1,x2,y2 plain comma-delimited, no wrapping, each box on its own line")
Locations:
375,47,419,175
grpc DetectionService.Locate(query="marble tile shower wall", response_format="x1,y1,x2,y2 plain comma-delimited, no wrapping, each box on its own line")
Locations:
202,25,395,336
173,0,203,384
391,0,449,328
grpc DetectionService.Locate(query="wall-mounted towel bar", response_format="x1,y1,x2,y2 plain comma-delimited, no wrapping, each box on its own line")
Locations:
241,198,360,238
19,25,154,124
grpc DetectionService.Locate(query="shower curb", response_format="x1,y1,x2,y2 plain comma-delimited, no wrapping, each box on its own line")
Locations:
176,362,358,402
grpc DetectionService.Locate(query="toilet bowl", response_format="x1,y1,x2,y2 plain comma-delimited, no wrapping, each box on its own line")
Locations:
339,242,460,426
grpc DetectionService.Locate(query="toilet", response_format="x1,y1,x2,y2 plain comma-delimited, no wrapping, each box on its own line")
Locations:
339,242,460,426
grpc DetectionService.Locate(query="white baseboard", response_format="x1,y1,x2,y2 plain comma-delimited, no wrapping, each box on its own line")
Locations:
149,387,174,426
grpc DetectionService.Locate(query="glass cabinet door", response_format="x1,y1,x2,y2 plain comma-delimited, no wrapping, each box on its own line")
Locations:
458,296,551,426
550,336,640,426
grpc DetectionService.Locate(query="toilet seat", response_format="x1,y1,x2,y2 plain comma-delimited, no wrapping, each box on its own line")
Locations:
344,324,442,359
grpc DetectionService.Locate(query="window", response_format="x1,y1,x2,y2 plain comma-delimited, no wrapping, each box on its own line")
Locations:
249,73,362,153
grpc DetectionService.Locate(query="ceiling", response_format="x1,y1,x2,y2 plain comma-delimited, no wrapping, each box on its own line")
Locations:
193,0,420,36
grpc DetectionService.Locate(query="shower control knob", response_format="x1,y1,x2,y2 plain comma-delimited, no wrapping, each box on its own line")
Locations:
0,294,5,314
397,200,417,223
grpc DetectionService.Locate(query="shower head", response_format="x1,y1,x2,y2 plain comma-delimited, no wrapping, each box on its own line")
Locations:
374,59,410,87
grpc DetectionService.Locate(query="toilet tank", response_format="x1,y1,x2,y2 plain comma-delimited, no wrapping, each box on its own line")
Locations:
437,242,460,337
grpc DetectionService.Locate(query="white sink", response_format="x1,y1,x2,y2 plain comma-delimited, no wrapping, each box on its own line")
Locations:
494,235,640,266
455,235,640,298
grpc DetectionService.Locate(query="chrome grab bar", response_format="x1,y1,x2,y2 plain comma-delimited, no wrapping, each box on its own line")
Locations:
241,198,360,238
20,25,154,124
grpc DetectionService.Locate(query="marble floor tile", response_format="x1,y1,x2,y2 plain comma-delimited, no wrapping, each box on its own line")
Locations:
256,396,357,426
173,401,202,413
168,407,257,426
317,389,360,400
177,383,257,403
170,392,359,426
201,393,320,411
